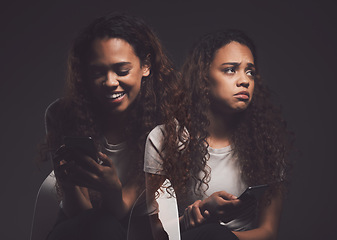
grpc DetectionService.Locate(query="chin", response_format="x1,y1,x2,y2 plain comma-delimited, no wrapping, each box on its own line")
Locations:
232,103,250,112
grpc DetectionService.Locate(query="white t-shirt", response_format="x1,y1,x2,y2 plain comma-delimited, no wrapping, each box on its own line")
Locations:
101,138,156,216
144,125,257,231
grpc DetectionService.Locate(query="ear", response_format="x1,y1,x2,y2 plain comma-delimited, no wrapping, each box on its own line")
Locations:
142,65,150,77
142,54,151,77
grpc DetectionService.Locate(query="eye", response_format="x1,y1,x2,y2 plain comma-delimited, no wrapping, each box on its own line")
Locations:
116,69,130,77
246,69,256,78
223,67,235,74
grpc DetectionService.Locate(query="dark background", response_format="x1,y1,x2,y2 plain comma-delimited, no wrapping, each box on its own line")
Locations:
1,1,336,239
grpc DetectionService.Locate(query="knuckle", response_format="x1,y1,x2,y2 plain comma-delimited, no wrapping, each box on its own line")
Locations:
92,174,99,181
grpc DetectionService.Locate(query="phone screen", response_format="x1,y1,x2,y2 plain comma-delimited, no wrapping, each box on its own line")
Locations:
238,184,269,200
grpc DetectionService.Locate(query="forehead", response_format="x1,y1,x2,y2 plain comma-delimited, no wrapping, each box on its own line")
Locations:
88,37,139,64
212,41,254,64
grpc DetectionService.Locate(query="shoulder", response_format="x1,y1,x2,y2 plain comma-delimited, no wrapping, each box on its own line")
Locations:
147,124,166,143
144,125,166,174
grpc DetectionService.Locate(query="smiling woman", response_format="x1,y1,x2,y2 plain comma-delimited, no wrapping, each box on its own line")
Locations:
88,38,150,115
38,12,178,240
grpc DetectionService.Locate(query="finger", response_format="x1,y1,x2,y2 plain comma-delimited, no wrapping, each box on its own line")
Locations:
64,163,100,189
68,150,103,176
78,152,103,174
191,201,206,225
54,161,75,182
218,191,238,200
184,207,193,229
52,145,70,166
187,206,197,228
98,152,113,167
203,209,210,218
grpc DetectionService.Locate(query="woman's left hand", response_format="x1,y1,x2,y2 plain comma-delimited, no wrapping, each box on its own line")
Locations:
64,151,122,193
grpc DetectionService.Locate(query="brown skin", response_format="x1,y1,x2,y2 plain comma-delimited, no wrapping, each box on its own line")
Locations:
208,42,255,115
146,42,283,239
54,37,150,219
184,42,282,239
89,38,150,117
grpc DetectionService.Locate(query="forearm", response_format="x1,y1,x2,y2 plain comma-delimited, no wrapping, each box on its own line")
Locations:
234,191,283,240
101,189,130,219
62,186,92,217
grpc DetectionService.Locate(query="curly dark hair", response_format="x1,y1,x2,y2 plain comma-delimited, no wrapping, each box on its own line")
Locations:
161,30,292,204
40,12,178,200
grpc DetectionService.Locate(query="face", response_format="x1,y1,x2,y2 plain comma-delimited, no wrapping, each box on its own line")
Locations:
208,41,255,113
87,38,150,114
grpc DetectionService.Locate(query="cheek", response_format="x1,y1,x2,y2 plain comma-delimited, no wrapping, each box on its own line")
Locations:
250,83,255,99
214,80,232,98
128,76,142,96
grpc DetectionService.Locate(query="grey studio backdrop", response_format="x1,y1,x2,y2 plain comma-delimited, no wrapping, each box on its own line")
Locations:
1,1,336,239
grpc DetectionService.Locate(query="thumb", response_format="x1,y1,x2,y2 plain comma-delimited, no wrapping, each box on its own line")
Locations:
219,191,237,200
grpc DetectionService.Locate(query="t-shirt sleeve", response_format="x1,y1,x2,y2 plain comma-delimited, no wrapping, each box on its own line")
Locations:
143,125,166,175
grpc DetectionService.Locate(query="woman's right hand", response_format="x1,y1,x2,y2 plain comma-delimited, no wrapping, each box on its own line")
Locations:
180,200,210,231
53,145,79,188
52,145,93,217
199,191,243,223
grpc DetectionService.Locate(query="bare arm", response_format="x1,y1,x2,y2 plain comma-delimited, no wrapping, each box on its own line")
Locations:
53,151,93,217
56,151,136,219
61,186,93,217
233,191,283,240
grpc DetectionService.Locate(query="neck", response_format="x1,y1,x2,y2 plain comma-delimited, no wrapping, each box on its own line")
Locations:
207,109,237,149
101,111,129,145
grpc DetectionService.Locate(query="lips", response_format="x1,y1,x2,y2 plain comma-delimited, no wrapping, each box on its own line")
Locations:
234,91,250,100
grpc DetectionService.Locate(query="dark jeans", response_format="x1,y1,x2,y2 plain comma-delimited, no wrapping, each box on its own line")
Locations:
47,208,154,240
181,223,239,240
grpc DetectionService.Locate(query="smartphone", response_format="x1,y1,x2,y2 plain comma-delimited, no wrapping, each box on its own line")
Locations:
238,184,269,200
63,136,98,162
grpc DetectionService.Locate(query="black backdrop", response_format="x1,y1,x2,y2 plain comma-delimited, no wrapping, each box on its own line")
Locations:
1,1,336,239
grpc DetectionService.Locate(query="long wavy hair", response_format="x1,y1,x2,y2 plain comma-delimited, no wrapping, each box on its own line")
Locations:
40,12,178,200
162,30,292,204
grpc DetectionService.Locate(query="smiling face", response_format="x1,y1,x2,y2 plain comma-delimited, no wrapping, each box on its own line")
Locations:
87,38,150,114
208,41,255,113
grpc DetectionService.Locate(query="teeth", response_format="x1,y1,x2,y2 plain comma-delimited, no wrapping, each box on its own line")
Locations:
108,93,124,99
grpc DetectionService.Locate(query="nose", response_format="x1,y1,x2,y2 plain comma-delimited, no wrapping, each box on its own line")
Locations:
236,72,250,88
104,71,119,87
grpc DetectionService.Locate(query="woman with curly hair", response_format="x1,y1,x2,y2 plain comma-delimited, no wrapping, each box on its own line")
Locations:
144,29,292,240
41,12,177,240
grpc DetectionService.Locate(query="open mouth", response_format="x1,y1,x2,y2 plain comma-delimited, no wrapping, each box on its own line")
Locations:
106,92,126,100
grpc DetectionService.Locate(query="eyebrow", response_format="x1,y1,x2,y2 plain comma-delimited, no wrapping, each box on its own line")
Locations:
221,62,255,68
89,61,132,68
